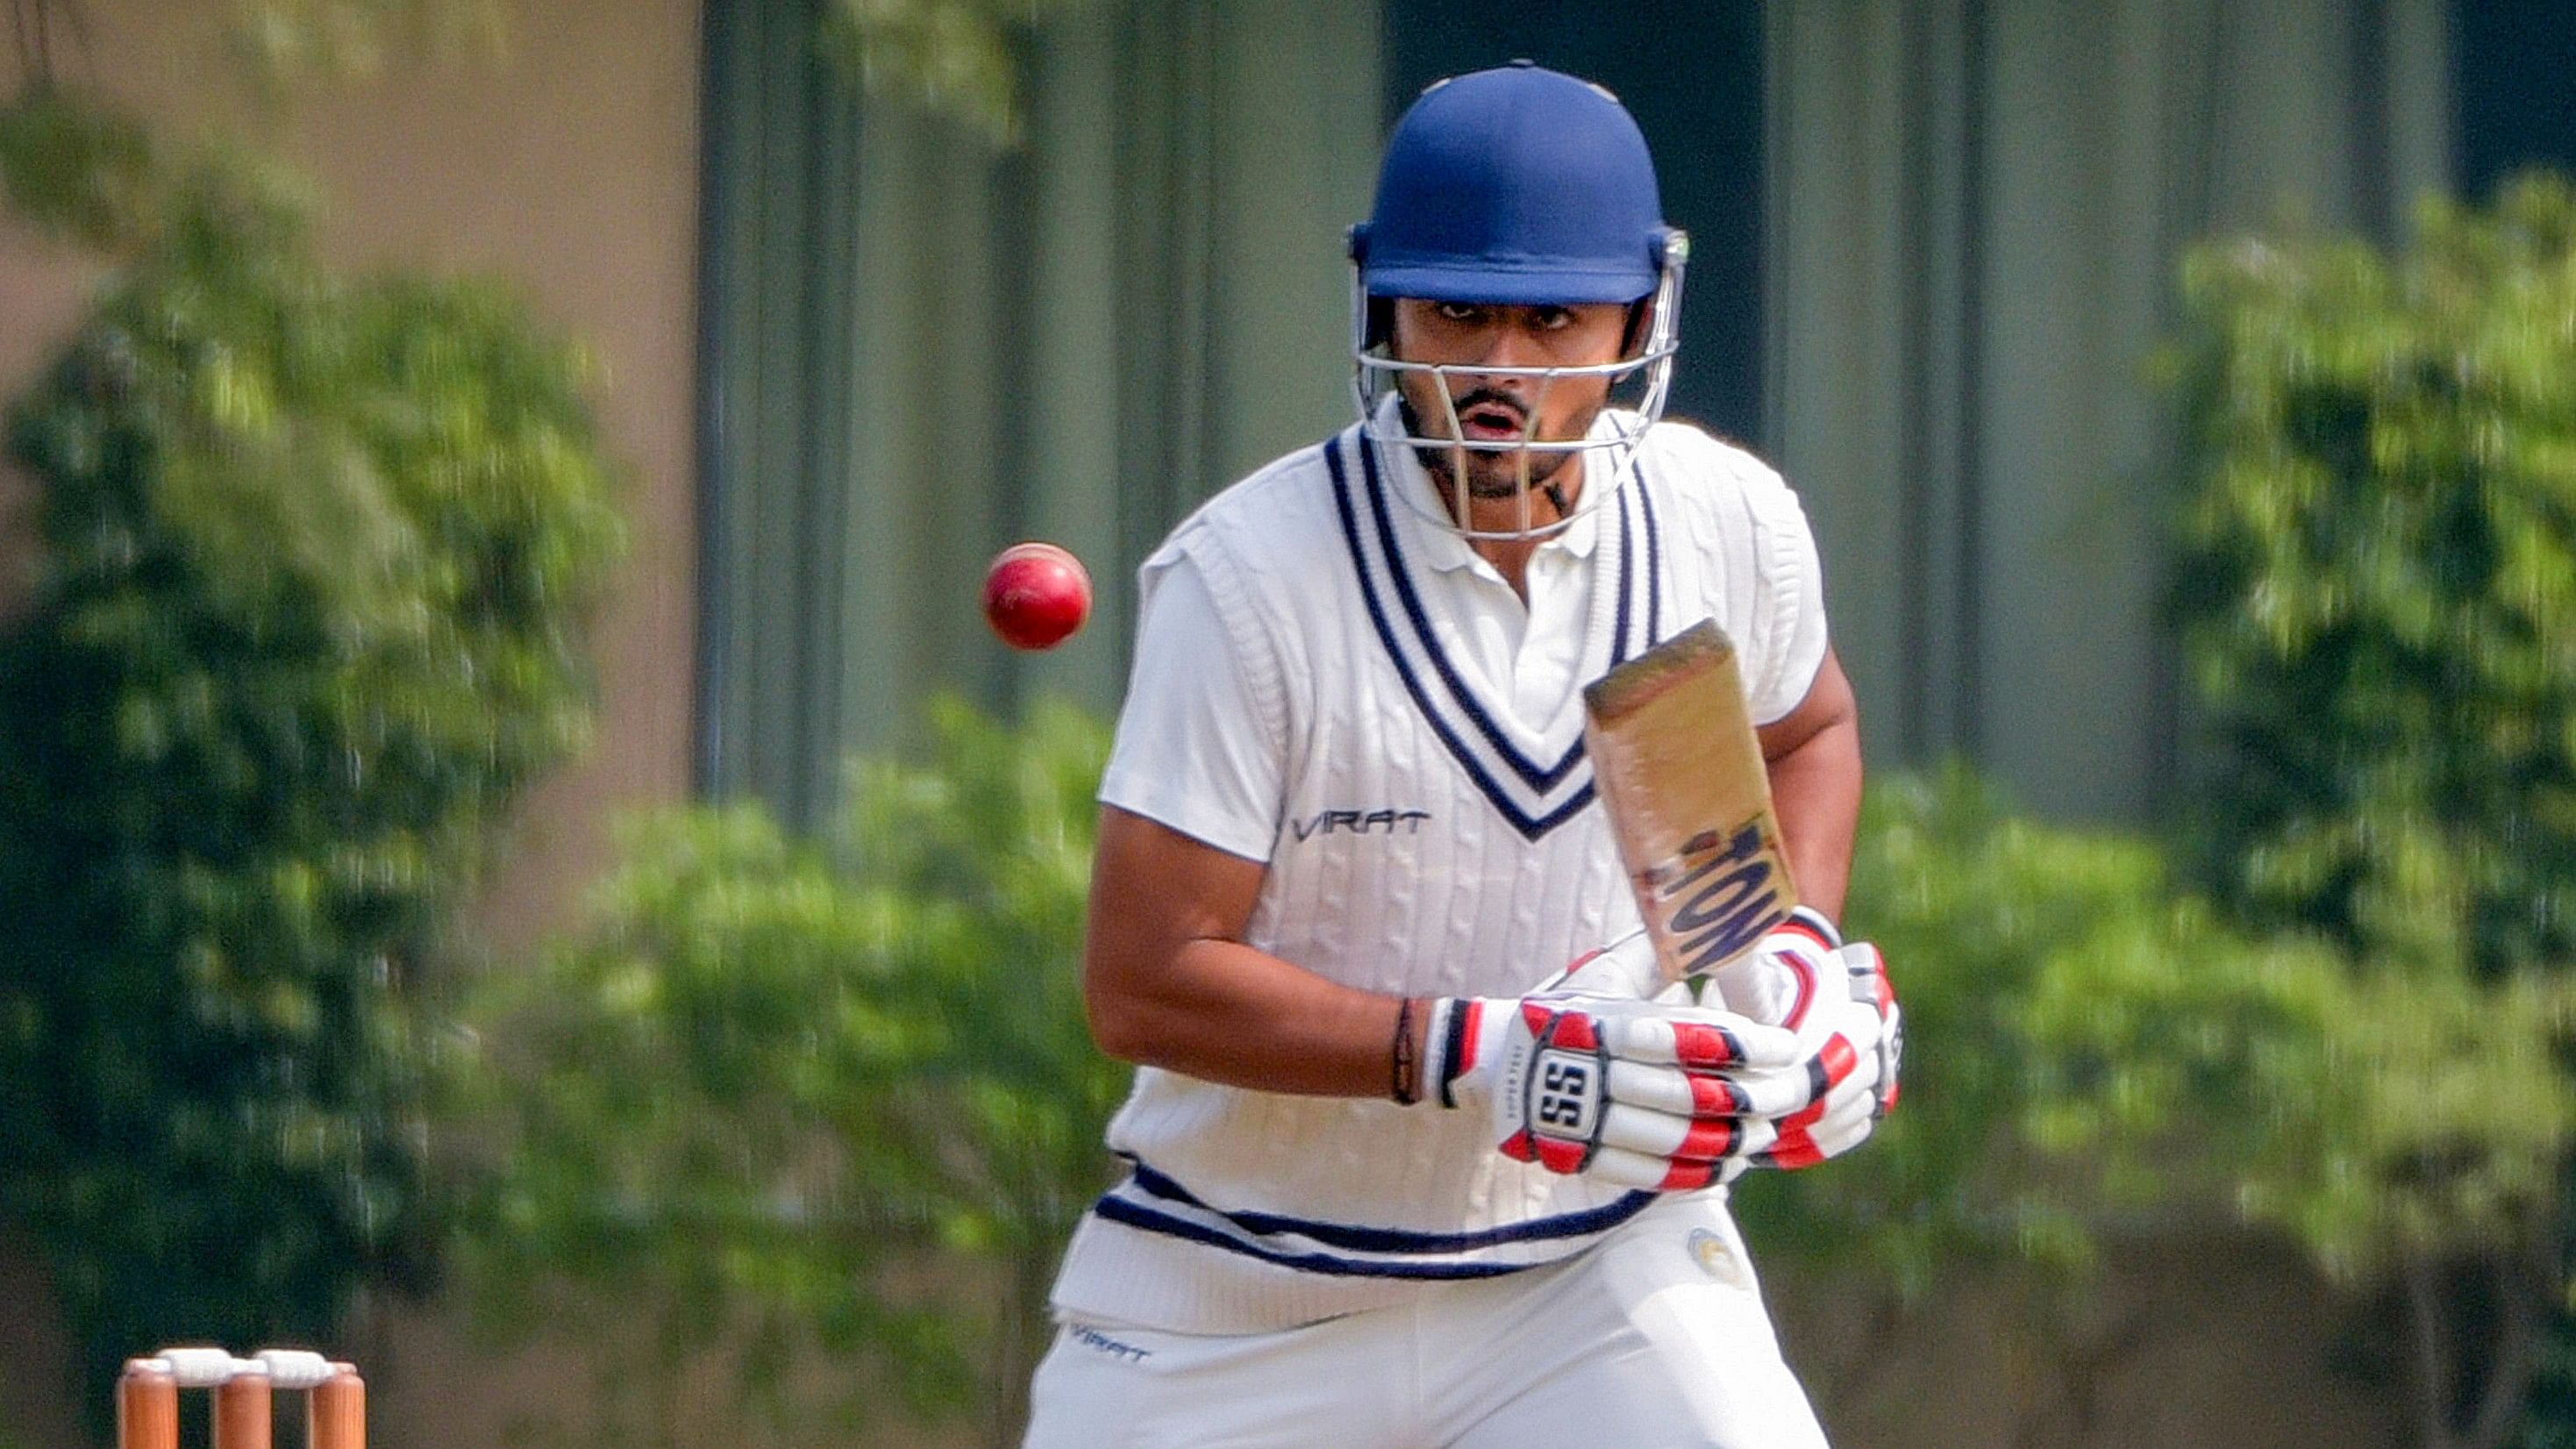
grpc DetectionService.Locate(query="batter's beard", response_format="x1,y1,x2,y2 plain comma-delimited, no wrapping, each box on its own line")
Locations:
1396,396,1587,504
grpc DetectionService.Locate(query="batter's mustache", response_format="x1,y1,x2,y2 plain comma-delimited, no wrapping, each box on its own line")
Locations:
1449,388,1530,429
1401,389,1531,437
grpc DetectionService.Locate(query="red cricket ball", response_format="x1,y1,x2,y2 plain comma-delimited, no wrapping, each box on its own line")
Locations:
981,541,1093,651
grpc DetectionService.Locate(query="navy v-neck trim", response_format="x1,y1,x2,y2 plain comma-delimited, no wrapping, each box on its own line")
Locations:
1324,428,1665,842
1633,454,1664,644
1356,435,1589,789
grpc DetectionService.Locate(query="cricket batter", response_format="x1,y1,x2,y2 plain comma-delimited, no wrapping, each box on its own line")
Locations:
1024,63,1902,1448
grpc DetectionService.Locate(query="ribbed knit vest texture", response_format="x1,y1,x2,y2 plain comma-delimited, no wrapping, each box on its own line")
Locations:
1054,419,1823,1332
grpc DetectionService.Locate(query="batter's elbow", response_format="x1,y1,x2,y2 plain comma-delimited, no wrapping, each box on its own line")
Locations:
1081,978,1157,1065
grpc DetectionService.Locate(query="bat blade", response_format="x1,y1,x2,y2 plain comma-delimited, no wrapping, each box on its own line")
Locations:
1582,619,1799,984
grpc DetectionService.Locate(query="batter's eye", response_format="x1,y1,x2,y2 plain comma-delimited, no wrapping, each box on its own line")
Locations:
1529,306,1575,331
1435,301,1487,325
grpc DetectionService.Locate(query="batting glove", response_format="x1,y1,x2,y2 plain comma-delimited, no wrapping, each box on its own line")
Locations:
1709,911,1904,1172
1418,935,1810,1191
1707,907,1843,1030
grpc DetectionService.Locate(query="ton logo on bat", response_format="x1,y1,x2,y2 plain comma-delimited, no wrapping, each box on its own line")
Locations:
1640,820,1788,978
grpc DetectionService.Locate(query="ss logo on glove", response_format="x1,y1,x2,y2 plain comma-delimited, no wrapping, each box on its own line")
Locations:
1534,1053,1601,1134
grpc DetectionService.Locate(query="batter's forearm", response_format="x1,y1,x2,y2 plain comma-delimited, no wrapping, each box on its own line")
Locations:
1082,805,1426,1099
1767,713,1860,921
1087,936,1421,1098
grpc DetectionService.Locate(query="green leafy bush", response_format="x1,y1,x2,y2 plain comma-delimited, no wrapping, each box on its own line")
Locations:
1737,769,2572,1299
0,88,159,249
2170,175,2576,977
449,696,1126,1447
0,140,622,1401
818,0,1089,145
2166,174,2576,1446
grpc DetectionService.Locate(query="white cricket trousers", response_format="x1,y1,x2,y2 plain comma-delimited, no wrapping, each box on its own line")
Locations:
1022,1191,1830,1449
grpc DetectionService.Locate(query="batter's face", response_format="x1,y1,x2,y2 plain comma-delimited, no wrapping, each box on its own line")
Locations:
1388,297,1635,516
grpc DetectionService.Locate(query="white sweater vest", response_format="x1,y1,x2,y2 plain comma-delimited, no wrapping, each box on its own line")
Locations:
1053,420,1828,1333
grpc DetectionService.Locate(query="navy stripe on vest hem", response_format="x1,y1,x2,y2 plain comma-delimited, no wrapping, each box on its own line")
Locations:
1090,1197,1537,1280
1119,1160,1657,1255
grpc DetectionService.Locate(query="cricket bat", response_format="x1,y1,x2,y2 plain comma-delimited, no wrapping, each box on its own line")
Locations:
1581,618,1798,984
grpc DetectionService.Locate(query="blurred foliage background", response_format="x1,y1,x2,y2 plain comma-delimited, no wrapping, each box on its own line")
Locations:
1762,175,2576,1449
0,0,1062,1434
0,0,624,1431
815,0,1088,146
0,91,624,1428
2166,175,2576,1449
1738,770,2572,1449
2173,176,2576,982
446,698,1123,1449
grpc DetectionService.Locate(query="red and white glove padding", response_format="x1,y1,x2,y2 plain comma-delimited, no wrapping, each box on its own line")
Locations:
1418,935,1812,1191
1708,909,1904,1172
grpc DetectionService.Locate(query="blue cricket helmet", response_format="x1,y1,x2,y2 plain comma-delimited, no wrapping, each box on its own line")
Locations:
1350,61,1675,305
